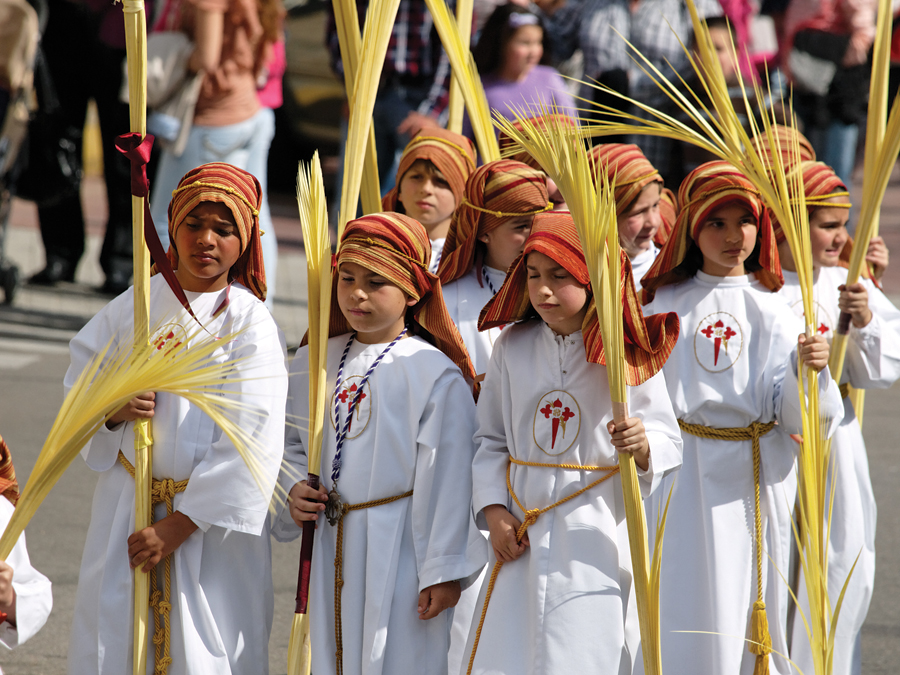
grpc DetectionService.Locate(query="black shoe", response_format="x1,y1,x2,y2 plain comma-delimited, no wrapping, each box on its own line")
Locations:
99,274,131,296
29,259,76,285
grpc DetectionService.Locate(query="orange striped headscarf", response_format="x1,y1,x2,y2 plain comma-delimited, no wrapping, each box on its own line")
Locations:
0,434,18,505
753,124,816,170
160,162,267,301
771,160,850,244
437,159,550,285
479,212,679,385
641,161,783,303
589,143,663,216
382,128,477,212
330,212,475,380
497,114,576,170
655,187,677,247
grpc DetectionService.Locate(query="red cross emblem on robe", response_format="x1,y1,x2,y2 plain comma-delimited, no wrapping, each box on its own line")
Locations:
540,397,576,450
700,319,737,366
337,383,366,431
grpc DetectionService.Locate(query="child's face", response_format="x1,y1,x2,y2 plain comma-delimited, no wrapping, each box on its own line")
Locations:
618,182,662,258
479,215,535,272
172,201,242,292
706,26,739,86
695,202,758,277
809,200,850,269
337,261,416,344
397,160,457,236
526,251,589,336
501,25,543,80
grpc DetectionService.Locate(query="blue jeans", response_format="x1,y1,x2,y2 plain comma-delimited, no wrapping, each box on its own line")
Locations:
150,107,278,308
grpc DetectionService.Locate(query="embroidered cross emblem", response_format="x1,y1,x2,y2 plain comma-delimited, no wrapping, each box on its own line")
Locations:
701,319,737,366
818,322,829,335
540,398,576,449
337,383,366,431
153,330,182,353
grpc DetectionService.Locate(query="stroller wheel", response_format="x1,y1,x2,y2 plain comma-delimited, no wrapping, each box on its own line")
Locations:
2,264,19,304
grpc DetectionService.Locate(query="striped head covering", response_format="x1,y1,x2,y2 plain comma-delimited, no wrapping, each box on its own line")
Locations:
655,187,677,247
589,143,663,216
497,114,576,170
330,212,475,380
479,212,680,385
382,128,477,212
641,161,783,303
159,162,267,301
437,159,550,285
0,434,18,505
753,124,816,170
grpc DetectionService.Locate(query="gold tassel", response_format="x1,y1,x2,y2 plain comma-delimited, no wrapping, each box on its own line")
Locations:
750,599,772,675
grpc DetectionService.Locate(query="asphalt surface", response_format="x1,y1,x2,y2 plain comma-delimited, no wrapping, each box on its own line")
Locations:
0,174,898,674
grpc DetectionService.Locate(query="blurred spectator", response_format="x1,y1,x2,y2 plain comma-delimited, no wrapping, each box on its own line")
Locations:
464,4,576,139
149,0,283,308
24,0,146,295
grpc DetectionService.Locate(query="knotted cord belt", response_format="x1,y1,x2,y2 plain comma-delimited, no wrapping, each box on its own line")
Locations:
118,451,189,675
332,489,414,675
677,419,776,675
466,458,619,675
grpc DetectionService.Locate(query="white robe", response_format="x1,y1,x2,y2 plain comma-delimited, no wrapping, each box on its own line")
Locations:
642,271,844,675
442,265,505,379
630,246,659,291
431,237,446,273
780,268,900,675
65,277,288,675
466,321,683,675
272,334,487,675
0,497,53,667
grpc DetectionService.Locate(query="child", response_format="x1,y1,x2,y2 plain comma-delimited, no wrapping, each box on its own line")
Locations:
774,161,900,675
590,143,665,285
273,212,487,675
437,158,550,378
640,161,844,675
467,5,577,140
465,212,683,674
382,128,478,272
65,163,288,674
0,436,52,668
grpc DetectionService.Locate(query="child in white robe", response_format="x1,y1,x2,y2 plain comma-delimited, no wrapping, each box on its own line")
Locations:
774,161,900,675
640,160,845,675
65,163,288,675
437,158,550,380
465,212,683,675
0,436,52,671
273,212,487,675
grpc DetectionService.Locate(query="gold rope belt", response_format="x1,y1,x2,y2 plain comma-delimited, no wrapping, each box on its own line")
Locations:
677,419,776,669
466,458,619,675
333,489,414,675
118,451,189,675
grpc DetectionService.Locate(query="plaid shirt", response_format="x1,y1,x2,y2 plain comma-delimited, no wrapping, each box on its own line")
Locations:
578,0,721,177
327,0,454,120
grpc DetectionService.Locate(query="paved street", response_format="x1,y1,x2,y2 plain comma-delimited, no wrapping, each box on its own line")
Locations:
0,172,899,673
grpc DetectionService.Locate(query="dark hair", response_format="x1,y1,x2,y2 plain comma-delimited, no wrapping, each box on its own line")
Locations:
690,15,737,49
671,229,764,280
473,4,549,76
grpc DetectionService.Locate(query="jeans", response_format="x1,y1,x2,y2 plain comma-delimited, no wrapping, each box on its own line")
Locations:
151,107,278,308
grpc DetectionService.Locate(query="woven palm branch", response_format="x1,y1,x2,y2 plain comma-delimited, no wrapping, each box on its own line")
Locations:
494,108,666,674
286,153,333,675
423,0,499,162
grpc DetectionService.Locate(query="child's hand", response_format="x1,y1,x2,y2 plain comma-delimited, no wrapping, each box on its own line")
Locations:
417,580,461,620
127,511,198,572
484,504,529,563
838,282,873,328
287,480,329,527
798,334,830,373
0,560,15,624
107,392,156,428
607,417,650,471
866,236,889,281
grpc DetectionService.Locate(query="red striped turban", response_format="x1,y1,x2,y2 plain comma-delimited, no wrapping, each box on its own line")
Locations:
0,435,18,505
330,212,475,380
753,124,816,170
770,160,850,244
382,128,477,212
479,212,680,385
160,162,267,301
497,114,576,170
589,143,663,216
655,187,677,247
437,159,550,285
641,161,783,303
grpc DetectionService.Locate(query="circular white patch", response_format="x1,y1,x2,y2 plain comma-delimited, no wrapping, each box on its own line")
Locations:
693,311,745,373
532,390,581,456
151,322,189,354
330,375,372,440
